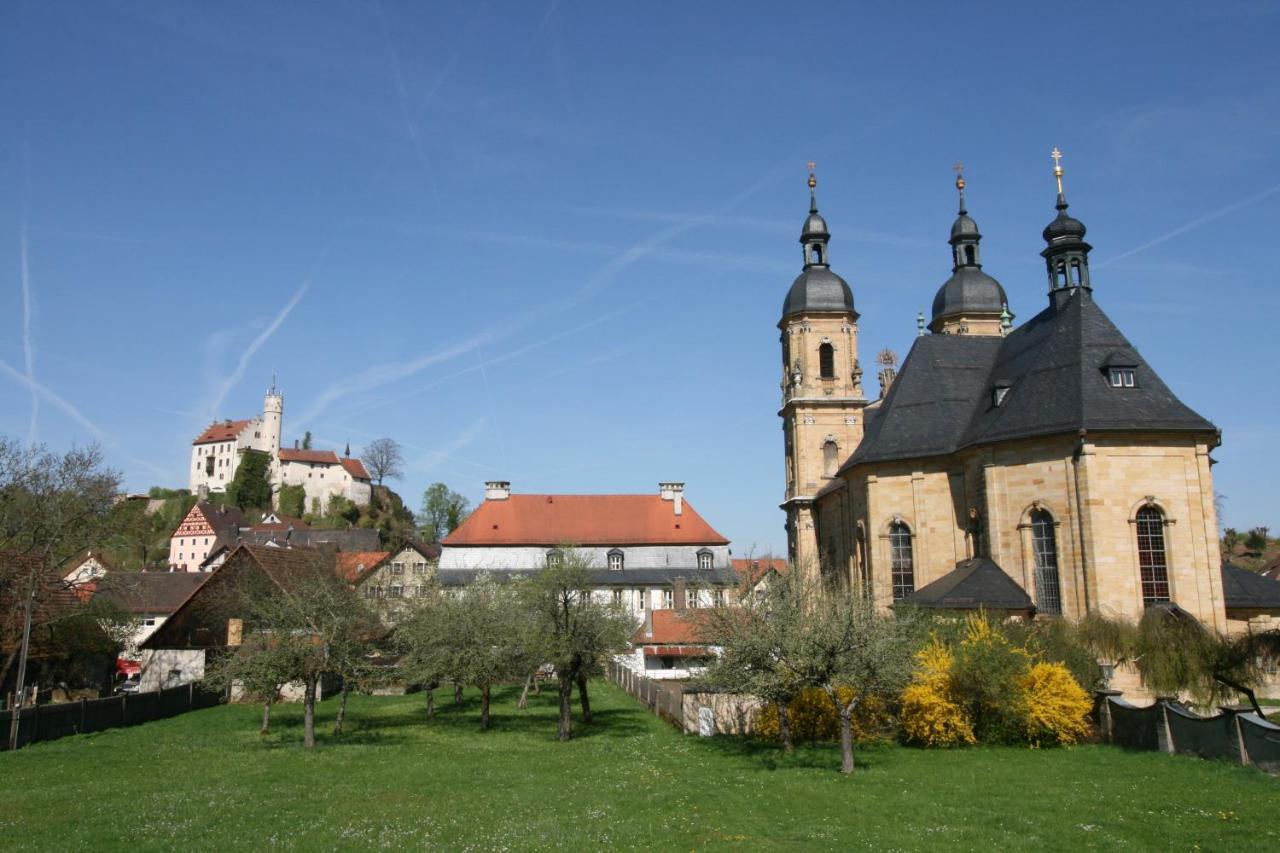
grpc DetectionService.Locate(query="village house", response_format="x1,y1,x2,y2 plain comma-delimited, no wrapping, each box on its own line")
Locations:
439,481,736,617
630,604,718,678
62,550,115,586
167,502,246,571
348,542,442,620
92,571,209,656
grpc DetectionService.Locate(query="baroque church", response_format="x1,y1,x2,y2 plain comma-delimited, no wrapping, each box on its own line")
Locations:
779,155,1226,631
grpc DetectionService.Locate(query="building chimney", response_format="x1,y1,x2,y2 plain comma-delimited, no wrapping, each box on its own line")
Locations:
484,481,511,501
294,439,300,449
659,482,684,516
673,578,687,614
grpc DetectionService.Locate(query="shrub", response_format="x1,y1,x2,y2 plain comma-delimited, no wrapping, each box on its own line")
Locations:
1020,662,1092,746
950,614,1032,744
755,687,892,744
277,484,306,519
900,640,974,747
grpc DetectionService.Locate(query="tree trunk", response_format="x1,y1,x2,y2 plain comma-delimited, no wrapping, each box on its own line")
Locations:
557,674,573,741
333,682,350,736
303,676,317,749
576,670,593,723
453,682,464,705
425,686,435,719
777,699,794,753
518,673,533,710
838,707,855,774
480,683,491,730
260,700,272,735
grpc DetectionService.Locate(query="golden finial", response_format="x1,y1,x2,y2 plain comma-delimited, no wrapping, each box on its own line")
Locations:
953,161,965,192
1051,147,1064,194
807,161,817,190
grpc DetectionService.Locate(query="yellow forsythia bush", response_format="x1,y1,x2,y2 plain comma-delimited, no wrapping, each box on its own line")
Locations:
756,687,891,743
899,639,975,747
1020,662,1093,746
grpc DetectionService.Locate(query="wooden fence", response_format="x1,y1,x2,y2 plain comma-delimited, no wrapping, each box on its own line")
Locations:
604,661,684,728
0,683,223,751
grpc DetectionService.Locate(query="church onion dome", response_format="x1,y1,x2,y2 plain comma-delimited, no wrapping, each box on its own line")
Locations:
930,167,1007,330
783,267,856,317
1042,200,1087,243
781,164,856,320
931,266,1008,320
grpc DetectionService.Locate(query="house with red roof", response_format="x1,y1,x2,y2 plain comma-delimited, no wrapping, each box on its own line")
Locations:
187,380,371,510
439,481,736,619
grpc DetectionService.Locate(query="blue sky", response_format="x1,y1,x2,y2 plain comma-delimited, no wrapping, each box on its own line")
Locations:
2,2,1278,552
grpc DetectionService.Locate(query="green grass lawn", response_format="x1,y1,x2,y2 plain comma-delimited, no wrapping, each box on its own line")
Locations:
1,681,1276,851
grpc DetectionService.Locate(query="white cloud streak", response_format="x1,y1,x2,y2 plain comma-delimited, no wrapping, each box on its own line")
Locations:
414,416,491,473
0,358,103,443
19,214,37,444
207,274,313,420
1096,182,1280,269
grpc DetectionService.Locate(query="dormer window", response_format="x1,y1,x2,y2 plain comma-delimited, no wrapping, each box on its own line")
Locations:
992,381,1011,408
697,549,713,571
1108,367,1136,388
607,550,624,572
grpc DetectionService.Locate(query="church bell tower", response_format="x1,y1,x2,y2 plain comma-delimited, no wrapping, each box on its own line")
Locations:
778,165,866,577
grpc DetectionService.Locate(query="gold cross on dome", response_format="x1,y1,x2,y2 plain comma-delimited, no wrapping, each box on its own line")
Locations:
953,161,965,190
1051,147,1064,193
807,161,817,189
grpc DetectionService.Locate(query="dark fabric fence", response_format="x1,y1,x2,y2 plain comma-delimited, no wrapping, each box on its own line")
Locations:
0,683,223,751
1101,695,1277,775
1239,714,1280,775
1165,704,1240,762
1108,698,1160,752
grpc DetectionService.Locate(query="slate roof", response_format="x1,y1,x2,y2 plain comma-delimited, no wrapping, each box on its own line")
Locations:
93,571,209,614
781,267,857,319
192,419,252,445
899,557,1035,612
845,289,1216,470
1221,562,1280,612
443,494,729,547
238,527,381,551
433,567,737,587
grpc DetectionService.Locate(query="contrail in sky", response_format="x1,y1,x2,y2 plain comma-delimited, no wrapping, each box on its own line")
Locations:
1,358,103,444
207,270,314,420
1096,182,1280,269
19,214,38,444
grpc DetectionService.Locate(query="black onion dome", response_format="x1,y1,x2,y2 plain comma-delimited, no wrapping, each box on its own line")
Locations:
950,212,980,241
931,267,1008,321
801,210,829,241
782,267,856,318
1043,195,1087,243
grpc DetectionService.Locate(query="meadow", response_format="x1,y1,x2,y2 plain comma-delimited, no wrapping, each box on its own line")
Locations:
1,681,1276,850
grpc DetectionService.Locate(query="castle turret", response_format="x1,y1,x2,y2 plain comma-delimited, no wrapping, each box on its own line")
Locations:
263,378,283,455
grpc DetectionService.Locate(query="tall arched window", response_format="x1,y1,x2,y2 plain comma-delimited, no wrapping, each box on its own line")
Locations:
822,440,839,477
1136,506,1170,604
889,521,914,602
818,343,835,379
1030,509,1062,615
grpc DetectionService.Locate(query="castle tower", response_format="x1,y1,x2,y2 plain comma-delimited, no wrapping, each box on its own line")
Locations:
263,377,283,455
929,165,1011,336
778,165,866,577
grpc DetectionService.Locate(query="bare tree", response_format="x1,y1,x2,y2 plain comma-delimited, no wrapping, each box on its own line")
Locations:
521,548,636,741
361,438,404,485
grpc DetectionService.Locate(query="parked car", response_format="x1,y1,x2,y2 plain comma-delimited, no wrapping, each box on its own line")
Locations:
114,675,141,695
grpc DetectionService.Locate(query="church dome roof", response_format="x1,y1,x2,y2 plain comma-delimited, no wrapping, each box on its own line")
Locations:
1042,197,1087,243
783,267,855,318
801,210,829,241
931,266,1007,322
950,212,980,241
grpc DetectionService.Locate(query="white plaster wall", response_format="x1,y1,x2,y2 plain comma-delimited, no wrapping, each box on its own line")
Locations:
139,648,205,691
439,544,731,571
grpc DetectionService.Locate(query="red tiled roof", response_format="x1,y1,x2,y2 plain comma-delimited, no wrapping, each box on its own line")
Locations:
336,551,391,583
732,557,788,586
635,609,714,645
192,420,251,446
278,449,340,465
340,457,371,480
443,494,729,547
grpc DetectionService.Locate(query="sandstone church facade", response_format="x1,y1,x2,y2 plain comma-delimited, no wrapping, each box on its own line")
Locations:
780,157,1226,631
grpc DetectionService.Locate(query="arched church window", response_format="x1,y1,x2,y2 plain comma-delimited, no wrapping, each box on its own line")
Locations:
811,244,824,264
1030,509,1062,615
889,522,914,602
822,440,839,477
1135,506,1170,604
1071,260,1082,285
1056,262,1068,288
819,343,835,379
964,245,976,265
